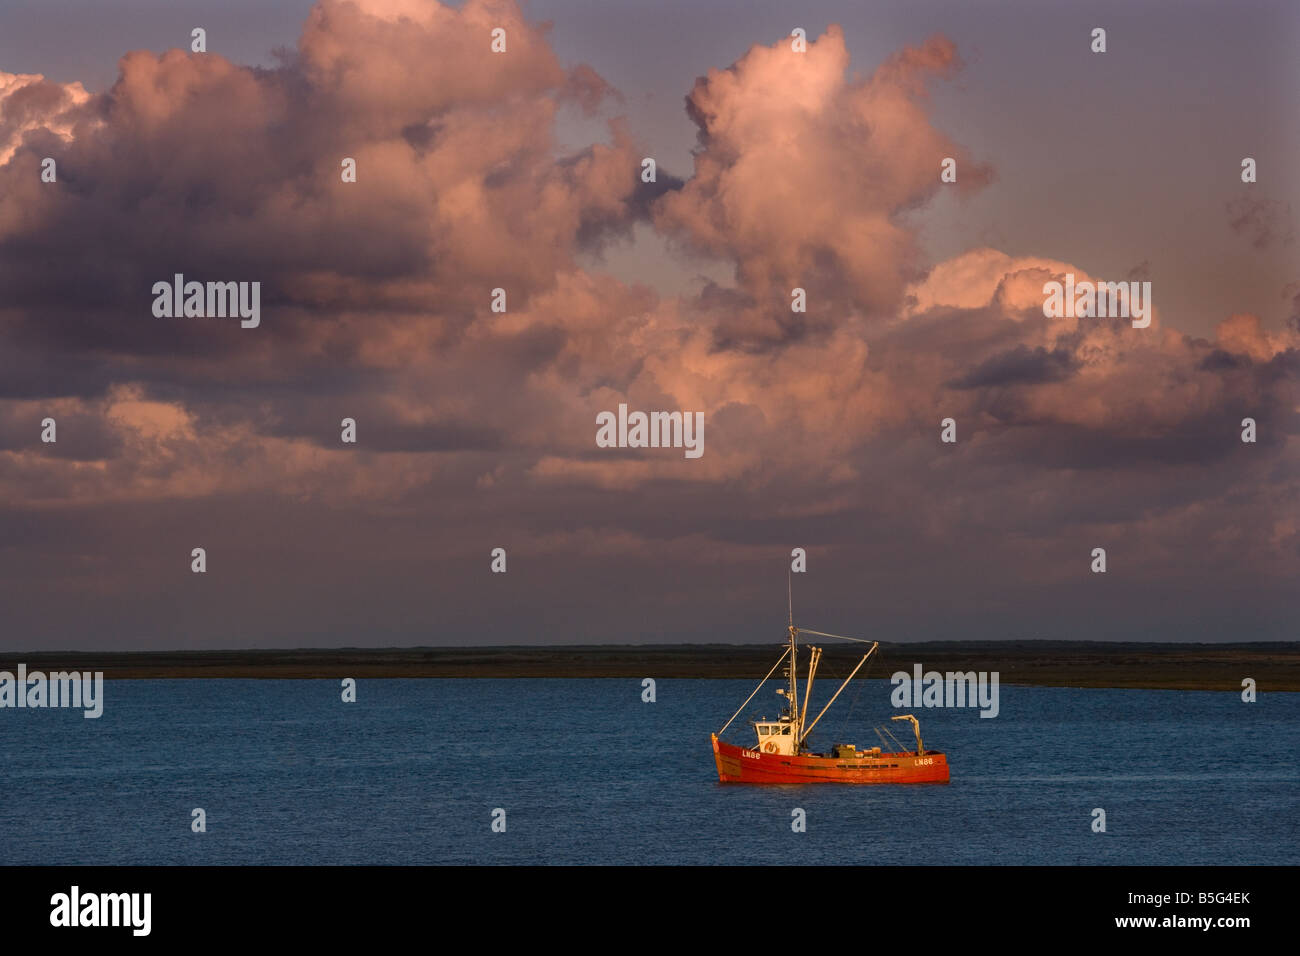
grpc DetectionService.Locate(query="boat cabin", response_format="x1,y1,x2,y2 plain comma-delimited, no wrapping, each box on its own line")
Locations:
752,718,796,755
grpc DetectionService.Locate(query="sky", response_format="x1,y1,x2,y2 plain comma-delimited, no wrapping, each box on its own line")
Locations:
0,0,1296,650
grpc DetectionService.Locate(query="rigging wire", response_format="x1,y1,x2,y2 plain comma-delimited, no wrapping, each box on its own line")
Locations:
882,725,908,753
798,628,876,645
872,726,891,751
833,651,874,743
717,646,790,736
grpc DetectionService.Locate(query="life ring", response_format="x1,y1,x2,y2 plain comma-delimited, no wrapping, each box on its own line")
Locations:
763,741,777,753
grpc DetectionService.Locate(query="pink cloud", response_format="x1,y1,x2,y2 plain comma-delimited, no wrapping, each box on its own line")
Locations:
655,28,993,344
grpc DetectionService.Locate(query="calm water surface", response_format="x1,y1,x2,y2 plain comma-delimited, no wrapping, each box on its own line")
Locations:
2,679,1296,865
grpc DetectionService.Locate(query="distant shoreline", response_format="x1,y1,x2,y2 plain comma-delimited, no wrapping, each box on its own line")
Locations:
2,641,1297,690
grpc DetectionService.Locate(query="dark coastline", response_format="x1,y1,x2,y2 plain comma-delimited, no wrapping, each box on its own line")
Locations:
2,641,1297,690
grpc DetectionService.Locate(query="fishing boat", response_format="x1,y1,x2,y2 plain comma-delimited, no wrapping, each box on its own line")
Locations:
711,583,950,784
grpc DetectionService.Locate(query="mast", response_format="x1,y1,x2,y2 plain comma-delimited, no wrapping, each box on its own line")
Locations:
720,577,884,749
800,644,877,745
787,620,799,731
781,574,877,750
786,569,798,729
798,645,822,744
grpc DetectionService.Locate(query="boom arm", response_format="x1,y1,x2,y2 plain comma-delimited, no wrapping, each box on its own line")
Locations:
799,642,878,745
890,713,924,755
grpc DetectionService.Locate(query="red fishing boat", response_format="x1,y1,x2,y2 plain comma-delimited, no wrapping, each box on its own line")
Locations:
711,584,949,784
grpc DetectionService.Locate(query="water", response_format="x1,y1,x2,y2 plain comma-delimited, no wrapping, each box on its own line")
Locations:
1,679,1296,865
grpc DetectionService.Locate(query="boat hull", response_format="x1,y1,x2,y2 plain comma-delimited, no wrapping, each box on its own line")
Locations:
712,734,949,784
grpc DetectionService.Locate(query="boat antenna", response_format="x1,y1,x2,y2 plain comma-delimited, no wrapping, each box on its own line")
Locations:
787,570,793,628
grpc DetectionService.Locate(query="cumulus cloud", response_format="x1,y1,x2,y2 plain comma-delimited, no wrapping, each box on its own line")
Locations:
0,71,93,164
0,3,1295,648
655,28,993,345
0,0,644,373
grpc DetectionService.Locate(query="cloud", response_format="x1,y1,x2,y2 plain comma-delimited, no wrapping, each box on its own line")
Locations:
948,345,1080,389
0,0,645,375
0,71,93,164
1226,196,1295,249
0,4,1295,647
654,28,993,345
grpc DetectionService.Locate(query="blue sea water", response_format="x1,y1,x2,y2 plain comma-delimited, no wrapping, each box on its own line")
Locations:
1,679,1295,865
